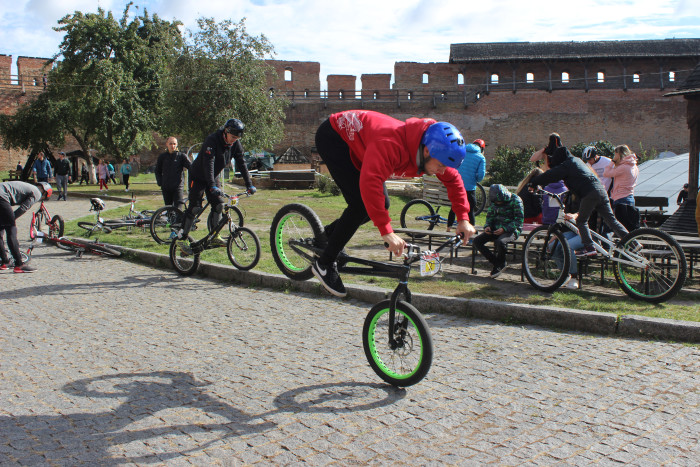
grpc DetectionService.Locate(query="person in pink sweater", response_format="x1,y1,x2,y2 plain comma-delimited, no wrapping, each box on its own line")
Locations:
603,144,639,207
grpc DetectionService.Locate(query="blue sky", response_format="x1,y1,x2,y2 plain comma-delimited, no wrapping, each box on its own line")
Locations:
1,0,700,89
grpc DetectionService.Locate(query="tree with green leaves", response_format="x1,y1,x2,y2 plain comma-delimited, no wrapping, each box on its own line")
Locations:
486,145,538,186
162,17,287,151
0,3,183,166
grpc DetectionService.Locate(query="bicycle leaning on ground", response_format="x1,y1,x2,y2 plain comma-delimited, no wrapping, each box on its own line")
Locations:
77,197,155,237
270,203,462,387
30,217,121,258
399,182,486,236
169,192,260,275
521,188,687,303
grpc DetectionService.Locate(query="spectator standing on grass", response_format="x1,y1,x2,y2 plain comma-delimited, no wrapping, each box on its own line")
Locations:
97,159,109,191
471,184,524,279
121,161,132,192
107,161,118,185
447,142,485,231
155,137,191,211
54,152,71,201
79,164,89,185
32,152,52,183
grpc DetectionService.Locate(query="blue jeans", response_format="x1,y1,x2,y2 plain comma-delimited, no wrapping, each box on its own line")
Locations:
612,196,635,207
553,230,583,275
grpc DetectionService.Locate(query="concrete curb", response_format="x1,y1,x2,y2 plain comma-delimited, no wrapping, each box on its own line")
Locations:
114,245,700,344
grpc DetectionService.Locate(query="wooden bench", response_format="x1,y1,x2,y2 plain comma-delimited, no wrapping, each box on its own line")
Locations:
269,169,316,189
2,169,22,182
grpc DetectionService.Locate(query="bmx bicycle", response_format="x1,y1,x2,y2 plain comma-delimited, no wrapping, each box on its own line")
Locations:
399,183,486,236
522,189,687,303
169,192,260,275
150,197,244,245
28,198,64,240
270,203,462,387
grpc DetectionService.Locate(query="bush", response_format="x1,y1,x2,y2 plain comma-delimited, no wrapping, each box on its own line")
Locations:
570,140,615,159
487,145,537,186
316,174,341,195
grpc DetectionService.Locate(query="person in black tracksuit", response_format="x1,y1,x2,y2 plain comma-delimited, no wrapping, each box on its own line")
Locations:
155,137,191,211
530,146,629,257
178,119,255,248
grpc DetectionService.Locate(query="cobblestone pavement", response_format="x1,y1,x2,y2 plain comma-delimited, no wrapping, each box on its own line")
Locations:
1,198,699,465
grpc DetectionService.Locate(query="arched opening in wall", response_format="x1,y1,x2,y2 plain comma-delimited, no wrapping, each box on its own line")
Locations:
304,89,309,98
284,68,292,82
407,91,413,100
633,73,640,84
338,90,344,99
561,72,570,84
440,91,447,101
422,73,430,84
33,78,38,86
457,73,464,85
526,72,534,84
268,87,275,98
597,71,605,83
669,71,676,82
490,73,499,84
373,91,379,100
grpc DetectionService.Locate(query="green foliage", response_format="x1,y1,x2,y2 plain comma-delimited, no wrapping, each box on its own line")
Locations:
486,145,537,186
569,140,615,159
162,17,287,150
316,174,340,195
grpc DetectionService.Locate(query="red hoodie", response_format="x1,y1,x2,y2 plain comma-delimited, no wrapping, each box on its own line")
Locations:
329,110,469,235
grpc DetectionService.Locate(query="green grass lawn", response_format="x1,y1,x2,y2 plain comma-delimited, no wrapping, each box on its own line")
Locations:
59,181,700,323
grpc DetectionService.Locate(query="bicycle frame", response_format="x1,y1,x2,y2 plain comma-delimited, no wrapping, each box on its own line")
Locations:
188,193,247,253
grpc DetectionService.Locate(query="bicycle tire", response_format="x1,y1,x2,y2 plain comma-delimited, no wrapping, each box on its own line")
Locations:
150,206,184,244
613,228,687,303
6,251,30,266
77,222,111,236
227,226,261,271
399,199,436,236
473,183,487,216
363,299,433,387
49,215,65,239
522,225,571,292
68,238,122,257
228,205,244,230
270,203,324,281
169,235,200,276
30,209,47,240
52,237,77,251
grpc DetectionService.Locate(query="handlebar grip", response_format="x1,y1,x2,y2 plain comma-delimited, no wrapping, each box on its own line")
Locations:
384,242,389,248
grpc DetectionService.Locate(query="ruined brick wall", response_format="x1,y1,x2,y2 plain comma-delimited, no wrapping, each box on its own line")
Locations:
326,75,356,100
361,74,392,100
266,60,320,95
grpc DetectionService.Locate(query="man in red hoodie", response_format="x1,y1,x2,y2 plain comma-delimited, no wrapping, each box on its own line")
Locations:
312,110,476,297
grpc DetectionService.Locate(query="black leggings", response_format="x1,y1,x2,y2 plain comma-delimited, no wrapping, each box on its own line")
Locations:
315,119,389,264
0,200,23,266
447,189,476,227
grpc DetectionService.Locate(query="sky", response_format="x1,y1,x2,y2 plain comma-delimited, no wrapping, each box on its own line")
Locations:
2,0,700,89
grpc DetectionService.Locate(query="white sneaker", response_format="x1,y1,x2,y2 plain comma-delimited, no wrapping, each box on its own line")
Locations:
566,278,579,289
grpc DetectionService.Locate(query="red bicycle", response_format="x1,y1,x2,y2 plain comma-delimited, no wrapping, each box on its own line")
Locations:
29,199,64,240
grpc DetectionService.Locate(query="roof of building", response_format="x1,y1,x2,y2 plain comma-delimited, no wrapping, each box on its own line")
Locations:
635,153,690,216
665,63,700,96
449,38,700,63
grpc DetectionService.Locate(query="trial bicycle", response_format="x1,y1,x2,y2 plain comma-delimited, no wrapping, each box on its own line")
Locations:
77,196,154,236
30,224,121,258
270,203,462,387
522,189,687,303
169,192,260,275
400,183,486,236
28,198,64,240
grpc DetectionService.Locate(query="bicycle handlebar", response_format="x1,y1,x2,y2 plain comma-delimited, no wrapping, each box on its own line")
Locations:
384,234,463,262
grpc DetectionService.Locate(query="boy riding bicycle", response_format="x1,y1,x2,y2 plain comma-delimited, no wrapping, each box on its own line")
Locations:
312,110,476,297
177,118,256,254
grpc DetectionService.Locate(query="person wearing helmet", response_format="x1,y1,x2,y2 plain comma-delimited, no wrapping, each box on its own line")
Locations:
581,145,613,192
177,118,256,253
473,139,486,154
0,181,50,273
311,110,475,297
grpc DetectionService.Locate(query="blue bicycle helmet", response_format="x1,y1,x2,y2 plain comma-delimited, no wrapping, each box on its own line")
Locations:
421,122,466,169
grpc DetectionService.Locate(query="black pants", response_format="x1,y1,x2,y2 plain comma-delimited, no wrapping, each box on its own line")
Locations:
315,118,389,265
123,174,130,190
0,199,23,266
447,190,476,227
161,188,186,211
472,231,517,267
182,179,224,237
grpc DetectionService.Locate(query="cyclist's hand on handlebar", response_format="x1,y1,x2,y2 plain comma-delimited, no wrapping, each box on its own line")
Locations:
246,185,257,195
382,232,406,257
209,186,223,197
455,220,476,242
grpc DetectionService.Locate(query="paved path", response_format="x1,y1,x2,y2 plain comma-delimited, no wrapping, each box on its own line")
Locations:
1,199,698,464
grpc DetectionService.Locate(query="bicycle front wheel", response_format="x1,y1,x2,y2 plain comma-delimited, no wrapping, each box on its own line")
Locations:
69,238,122,257
522,225,571,292
227,226,261,271
363,300,433,387
399,199,436,235
613,228,687,303
77,222,111,236
49,215,65,239
227,205,244,230
270,204,324,281
169,235,200,276
30,209,48,239
473,183,487,216
150,206,184,244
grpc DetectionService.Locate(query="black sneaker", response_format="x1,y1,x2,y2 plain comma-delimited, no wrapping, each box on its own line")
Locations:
312,259,347,297
490,263,507,278
574,245,597,257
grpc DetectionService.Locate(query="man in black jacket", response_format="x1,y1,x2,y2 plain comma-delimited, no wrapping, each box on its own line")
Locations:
177,119,255,253
54,152,71,201
155,137,191,210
